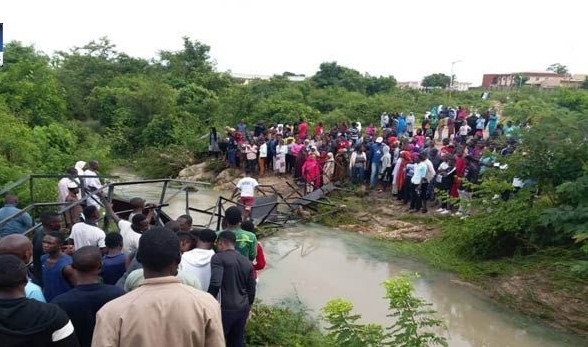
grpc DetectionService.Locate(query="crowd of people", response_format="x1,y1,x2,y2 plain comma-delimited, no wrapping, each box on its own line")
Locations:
0,162,265,347
212,105,520,216
0,104,523,347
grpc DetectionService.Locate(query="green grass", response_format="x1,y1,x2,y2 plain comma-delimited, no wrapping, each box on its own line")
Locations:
375,236,586,285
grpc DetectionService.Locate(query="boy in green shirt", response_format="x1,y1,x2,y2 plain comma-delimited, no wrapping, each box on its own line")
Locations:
221,207,257,261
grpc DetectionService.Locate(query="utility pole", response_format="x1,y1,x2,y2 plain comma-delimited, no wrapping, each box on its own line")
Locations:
449,60,462,102
0,23,4,67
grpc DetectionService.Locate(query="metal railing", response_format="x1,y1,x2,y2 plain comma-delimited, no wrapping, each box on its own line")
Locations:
0,174,211,236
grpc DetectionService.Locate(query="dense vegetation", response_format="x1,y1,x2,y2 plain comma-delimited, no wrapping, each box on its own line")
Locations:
1,35,587,263
1,36,587,336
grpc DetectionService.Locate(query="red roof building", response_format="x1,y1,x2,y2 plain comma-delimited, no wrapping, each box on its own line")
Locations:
482,72,566,89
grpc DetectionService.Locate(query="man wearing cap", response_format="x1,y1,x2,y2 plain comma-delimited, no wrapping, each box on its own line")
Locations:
58,168,80,204
369,137,385,189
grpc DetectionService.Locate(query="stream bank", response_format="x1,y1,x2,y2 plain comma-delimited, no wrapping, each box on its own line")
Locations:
312,191,588,338
129,164,588,339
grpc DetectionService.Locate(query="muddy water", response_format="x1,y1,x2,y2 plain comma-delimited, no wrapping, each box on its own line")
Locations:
259,225,584,347
111,172,584,347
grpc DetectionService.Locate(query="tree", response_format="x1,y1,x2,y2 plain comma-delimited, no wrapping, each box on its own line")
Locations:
421,73,451,88
53,37,145,120
365,75,397,96
0,42,67,125
581,77,588,90
547,63,568,75
311,62,366,93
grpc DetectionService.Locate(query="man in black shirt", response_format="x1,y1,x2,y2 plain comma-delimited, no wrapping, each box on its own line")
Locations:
0,254,79,347
208,231,256,347
51,246,124,347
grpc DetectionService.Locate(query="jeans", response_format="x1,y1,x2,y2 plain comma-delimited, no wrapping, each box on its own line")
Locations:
370,162,382,188
228,148,237,167
246,159,256,174
222,307,250,347
351,165,365,184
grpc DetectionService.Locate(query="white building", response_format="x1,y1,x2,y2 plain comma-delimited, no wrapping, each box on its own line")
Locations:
229,72,306,84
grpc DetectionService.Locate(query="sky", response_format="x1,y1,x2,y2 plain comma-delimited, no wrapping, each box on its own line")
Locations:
1,0,586,85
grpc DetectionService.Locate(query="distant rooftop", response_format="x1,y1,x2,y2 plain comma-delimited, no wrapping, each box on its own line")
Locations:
228,72,306,83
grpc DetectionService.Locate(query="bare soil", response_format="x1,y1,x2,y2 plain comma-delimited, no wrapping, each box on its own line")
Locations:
487,270,588,337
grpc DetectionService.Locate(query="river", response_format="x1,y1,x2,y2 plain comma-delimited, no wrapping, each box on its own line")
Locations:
111,174,585,347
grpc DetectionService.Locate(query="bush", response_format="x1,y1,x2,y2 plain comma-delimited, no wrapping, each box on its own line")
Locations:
322,274,447,347
442,190,547,260
322,299,385,346
133,145,196,178
246,301,325,347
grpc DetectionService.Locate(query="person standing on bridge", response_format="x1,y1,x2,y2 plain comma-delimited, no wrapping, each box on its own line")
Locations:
83,161,102,209
231,173,264,221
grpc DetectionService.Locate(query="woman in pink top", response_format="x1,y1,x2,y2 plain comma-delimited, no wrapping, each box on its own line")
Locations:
414,129,426,148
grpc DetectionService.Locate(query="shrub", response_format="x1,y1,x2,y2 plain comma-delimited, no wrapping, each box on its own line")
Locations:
134,145,196,178
246,301,325,347
322,274,447,347
442,190,546,260
383,274,448,347
321,298,385,346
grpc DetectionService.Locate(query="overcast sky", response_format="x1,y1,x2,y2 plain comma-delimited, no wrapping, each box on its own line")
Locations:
2,0,586,85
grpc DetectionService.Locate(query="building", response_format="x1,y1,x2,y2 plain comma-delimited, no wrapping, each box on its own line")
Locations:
398,80,471,91
397,81,421,89
229,72,306,85
451,81,473,91
482,72,585,89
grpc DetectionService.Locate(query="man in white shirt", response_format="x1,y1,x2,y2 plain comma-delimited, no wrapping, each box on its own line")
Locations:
179,228,217,291
104,201,152,254
258,140,268,177
69,206,106,252
231,173,264,221
458,124,471,144
409,153,429,213
83,160,102,208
